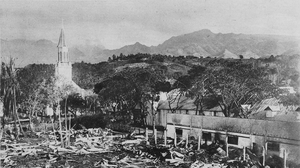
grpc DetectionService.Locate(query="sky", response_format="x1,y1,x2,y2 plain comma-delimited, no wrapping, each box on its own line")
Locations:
1,0,300,49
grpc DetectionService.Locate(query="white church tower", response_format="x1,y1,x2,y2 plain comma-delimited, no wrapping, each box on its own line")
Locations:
55,23,72,81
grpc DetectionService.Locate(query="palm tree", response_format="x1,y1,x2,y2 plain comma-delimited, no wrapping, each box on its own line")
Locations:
2,58,24,139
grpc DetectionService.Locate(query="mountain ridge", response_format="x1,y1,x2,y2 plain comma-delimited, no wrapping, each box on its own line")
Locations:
1,29,299,67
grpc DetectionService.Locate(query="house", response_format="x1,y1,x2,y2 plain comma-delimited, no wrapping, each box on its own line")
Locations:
249,98,299,120
157,91,224,116
279,86,296,94
203,106,224,117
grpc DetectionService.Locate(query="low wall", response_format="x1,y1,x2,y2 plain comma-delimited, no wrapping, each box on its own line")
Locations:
167,114,300,141
167,113,300,165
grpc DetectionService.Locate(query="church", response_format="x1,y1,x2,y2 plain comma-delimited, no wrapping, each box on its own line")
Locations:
54,25,86,96
46,24,92,116
55,26,72,81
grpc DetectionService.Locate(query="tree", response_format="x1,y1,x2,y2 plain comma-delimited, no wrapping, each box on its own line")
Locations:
62,92,99,118
207,61,279,118
279,93,300,109
51,80,78,147
72,62,114,90
2,58,24,138
17,64,55,131
186,66,210,115
172,66,210,114
95,73,138,123
112,54,117,61
94,66,166,127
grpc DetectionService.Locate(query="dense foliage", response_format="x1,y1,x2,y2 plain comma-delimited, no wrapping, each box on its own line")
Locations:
94,65,169,126
1,53,299,128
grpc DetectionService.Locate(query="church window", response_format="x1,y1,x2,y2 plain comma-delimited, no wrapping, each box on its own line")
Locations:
59,53,62,61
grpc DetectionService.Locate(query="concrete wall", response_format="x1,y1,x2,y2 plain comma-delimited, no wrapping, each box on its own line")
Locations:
167,114,300,140
280,144,300,165
146,109,167,127
167,124,251,147
166,113,300,164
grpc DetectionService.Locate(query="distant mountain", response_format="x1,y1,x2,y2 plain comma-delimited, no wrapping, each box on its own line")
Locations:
154,29,300,58
1,39,56,67
1,29,300,67
108,30,299,59
221,49,239,59
99,42,152,61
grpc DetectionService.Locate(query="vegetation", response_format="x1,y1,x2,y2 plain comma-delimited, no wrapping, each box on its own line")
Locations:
94,65,168,127
1,58,25,139
0,53,299,134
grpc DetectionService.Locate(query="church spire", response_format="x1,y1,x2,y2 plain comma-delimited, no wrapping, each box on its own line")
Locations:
56,20,72,81
57,19,66,47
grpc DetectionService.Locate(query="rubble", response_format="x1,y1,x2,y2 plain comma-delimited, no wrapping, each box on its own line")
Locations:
0,127,270,168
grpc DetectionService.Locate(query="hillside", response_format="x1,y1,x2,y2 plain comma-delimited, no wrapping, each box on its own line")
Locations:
155,29,299,58
1,29,300,67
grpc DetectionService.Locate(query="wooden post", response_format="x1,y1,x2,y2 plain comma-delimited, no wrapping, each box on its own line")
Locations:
58,105,64,148
174,132,177,147
67,114,71,147
265,142,268,156
249,134,253,150
154,128,157,145
44,123,46,133
185,134,189,148
262,146,265,166
69,114,71,130
65,98,67,132
197,135,201,150
284,149,287,168
145,127,148,142
164,129,167,146
243,146,246,161
211,132,215,143
51,116,56,134
225,131,228,157
198,128,202,150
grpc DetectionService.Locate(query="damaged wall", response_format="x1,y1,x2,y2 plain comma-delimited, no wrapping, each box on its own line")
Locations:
166,113,300,164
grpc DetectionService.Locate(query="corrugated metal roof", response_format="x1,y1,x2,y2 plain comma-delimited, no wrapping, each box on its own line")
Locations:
249,98,300,121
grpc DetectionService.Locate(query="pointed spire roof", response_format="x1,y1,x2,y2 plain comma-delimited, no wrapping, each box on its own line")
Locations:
57,28,66,47
57,20,66,47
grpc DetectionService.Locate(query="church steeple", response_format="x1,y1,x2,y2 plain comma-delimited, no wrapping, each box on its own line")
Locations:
57,20,69,63
57,28,66,47
55,20,72,81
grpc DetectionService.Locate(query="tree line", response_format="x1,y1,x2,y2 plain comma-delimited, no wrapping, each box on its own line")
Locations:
1,53,299,134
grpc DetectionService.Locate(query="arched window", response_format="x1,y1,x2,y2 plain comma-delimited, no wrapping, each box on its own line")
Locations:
59,52,62,62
